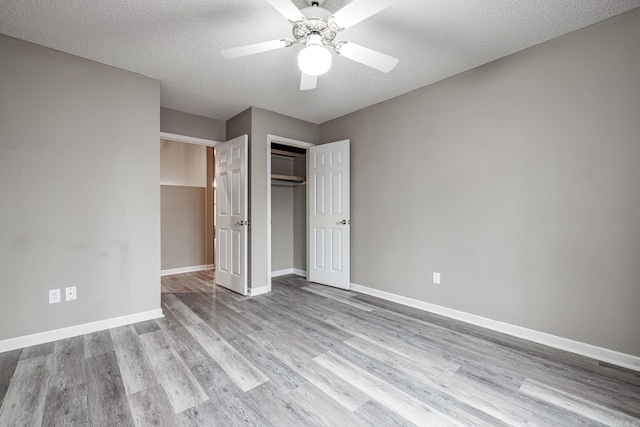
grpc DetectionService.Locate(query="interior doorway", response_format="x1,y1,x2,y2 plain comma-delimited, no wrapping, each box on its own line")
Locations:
159,132,221,276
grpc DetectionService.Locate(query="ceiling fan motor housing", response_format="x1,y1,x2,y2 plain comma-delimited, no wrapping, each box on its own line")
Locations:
294,6,336,44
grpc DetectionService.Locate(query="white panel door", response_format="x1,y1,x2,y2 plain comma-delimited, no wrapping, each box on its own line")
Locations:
308,139,350,289
215,135,248,295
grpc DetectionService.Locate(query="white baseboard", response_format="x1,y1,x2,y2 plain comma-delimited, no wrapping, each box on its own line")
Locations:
250,286,270,297
161,264,214,276
271,268,294,278
0,309,164,353
271,268,307,278
350,283,640,372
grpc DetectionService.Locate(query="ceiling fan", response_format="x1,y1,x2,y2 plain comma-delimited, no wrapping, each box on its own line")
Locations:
221,0,399,90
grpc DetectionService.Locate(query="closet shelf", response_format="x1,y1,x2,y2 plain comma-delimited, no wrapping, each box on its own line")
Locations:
271,173,305,183
272,148,304,158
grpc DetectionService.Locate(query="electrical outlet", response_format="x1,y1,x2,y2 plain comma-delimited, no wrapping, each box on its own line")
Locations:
433,272,441,285
65,286,77,301
49,289,61,304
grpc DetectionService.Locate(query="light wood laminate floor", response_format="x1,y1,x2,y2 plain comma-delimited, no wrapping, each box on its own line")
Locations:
1,271,639,426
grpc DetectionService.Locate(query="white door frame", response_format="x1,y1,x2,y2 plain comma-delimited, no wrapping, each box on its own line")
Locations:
267,134,315,292
160,132,221,148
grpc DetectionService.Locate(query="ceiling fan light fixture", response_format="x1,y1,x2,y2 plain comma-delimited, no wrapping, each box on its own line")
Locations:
297,34,332,76
222,0,400,90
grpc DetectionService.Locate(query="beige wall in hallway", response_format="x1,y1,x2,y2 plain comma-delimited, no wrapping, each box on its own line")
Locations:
160,140,207,270
320,9,640,356
161,186,206,270
161,140,207,187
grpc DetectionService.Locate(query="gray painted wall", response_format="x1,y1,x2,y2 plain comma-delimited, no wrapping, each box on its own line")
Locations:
161,186,206,270
161,107,225,141
319,9,640,356
0,35,160,340
225,108,252,142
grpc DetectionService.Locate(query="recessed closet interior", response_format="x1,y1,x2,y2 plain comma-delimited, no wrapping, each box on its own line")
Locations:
270,143,307,277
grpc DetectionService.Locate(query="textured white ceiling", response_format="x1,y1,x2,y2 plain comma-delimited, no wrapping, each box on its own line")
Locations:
1,0,639,124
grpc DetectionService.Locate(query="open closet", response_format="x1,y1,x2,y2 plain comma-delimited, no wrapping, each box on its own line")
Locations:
267,135,350,290
270,142,308,278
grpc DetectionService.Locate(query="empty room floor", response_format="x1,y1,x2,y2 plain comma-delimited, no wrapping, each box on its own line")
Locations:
0,272,639,426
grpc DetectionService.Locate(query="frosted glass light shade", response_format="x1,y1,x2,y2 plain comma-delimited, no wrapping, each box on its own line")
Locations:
297,44,332,76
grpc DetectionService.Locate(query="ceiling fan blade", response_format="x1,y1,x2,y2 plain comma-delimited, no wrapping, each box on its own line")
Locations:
221,39,291,59
330,0,397,30
300,73,317,91
266,0,305,22
336,42,399,72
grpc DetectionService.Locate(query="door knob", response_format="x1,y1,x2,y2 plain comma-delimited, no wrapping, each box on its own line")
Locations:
338,219,350,225
236,220,250,226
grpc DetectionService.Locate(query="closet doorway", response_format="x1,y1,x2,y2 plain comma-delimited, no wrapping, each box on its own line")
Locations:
268,135,352,291
267,135,314,290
